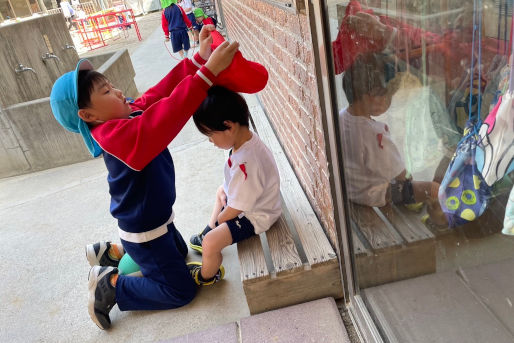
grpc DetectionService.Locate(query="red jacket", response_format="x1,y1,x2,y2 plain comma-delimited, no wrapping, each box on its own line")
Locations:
91,53,213,171
332,0,440,74
161,4,192,37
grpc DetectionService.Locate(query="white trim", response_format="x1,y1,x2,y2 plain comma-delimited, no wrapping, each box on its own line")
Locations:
118,211,175,243
92,135,141,171
192,56,203,69
196,70,213,87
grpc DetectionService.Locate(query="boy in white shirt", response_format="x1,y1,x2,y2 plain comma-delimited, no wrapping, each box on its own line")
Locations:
340,52,446,225
189,86,282,285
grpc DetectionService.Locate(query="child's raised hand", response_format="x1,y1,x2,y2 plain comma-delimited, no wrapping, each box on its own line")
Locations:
205,41,239,77
198,24,215,60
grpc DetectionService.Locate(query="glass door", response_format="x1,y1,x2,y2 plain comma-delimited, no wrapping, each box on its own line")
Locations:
323,0,514,341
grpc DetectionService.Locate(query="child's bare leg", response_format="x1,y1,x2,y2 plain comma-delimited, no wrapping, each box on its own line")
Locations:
208,192,224,229
412,181,447,225
201,224,232,279
178,50,184,58
411,181,438,203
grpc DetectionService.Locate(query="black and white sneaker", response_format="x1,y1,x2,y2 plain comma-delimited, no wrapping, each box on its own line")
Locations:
189,226,212,254
88,266,117,330
86,241,124,267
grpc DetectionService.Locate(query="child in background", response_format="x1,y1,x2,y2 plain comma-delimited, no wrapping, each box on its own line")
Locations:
192,8,217,47
50,25,239,330
192,8,217,45
339,52,447,226
178,0,196,45
188,86,281,285
162,0,193,59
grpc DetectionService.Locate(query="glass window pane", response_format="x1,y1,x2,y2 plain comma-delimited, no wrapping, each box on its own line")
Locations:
326,0,514,341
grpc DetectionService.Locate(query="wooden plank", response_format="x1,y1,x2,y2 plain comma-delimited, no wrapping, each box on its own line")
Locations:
265,214,303,277
350,203,403,250
243,259,343,314
377,204,435,244
281,175,338,266
248,100,337,267
237,234,270,283
394,203,453,238
351,226,370,258
355,240,435,288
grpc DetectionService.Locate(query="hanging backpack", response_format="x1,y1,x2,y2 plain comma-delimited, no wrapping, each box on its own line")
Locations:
438,0,491,227
438,124,491,227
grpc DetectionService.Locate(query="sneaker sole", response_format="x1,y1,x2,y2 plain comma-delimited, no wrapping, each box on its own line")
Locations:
189,242,203,254
87,267,112,330
86,242,108,267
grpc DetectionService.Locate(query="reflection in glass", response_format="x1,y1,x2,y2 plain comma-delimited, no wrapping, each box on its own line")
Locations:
327,0,514,341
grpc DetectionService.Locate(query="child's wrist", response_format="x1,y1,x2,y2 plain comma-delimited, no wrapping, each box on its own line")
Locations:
192,52,207,68
199,46,211,61
204,62,220,77
195,66,217,88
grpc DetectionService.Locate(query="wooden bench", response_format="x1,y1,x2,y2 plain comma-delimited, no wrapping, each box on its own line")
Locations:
237,98,344,315
350,203,436,288
351,188,508,289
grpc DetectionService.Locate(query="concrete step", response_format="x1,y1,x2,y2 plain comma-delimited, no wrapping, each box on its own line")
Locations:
163,297,351,343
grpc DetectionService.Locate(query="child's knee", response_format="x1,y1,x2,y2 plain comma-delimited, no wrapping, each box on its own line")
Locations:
430,181,440,198
201,227,229,255
201,231,217,254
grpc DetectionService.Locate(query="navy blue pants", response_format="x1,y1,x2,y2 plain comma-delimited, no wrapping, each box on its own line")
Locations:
170,29,190,53
116,223,196,311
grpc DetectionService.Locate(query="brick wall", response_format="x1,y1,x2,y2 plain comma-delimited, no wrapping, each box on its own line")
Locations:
219,0,337,248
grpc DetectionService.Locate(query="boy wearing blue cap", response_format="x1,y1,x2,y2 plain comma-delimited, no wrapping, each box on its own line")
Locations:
50,25,239,330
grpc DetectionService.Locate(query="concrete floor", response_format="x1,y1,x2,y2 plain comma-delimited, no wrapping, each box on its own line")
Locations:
0,18,250,342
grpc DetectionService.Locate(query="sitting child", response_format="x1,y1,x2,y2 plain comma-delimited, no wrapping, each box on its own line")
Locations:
339,52,446,225
188,86,282,284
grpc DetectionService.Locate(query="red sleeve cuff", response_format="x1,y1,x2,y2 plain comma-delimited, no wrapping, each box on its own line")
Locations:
194,66,217,90
192,52,207,68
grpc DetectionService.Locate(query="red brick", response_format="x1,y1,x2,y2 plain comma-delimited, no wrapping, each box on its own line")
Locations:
220,0,336,247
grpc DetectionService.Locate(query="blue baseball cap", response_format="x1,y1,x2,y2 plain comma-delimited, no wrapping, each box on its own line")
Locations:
50,59,103,157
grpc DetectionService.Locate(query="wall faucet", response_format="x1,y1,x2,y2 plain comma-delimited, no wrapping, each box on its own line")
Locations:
15,63,36,75
42,52,61,63
62,43,77,52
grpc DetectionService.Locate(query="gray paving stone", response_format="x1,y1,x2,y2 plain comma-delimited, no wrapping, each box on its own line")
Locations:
161,322,239,343
240,297,350,343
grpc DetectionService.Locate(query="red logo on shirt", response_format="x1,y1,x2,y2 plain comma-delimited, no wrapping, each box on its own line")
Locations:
239,164,247,180
377,134,384,149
